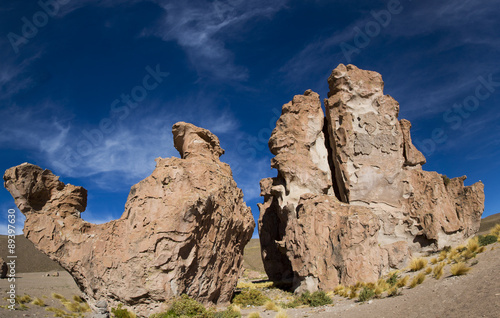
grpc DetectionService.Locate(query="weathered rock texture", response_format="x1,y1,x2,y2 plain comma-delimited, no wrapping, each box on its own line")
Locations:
259,64,485,292
4,122,255,317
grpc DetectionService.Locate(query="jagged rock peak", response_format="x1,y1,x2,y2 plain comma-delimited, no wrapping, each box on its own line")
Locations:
173,121,225,160
259,64,485,293
4,122,254,317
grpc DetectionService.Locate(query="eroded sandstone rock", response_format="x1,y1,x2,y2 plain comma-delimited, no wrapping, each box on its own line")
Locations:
4,122,255,317
259,64,484,292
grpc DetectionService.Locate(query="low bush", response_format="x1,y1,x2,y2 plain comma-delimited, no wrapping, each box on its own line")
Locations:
285,291,332,308
358,287,375,302
478,235,497,247
386,272,399,286
232,289,268,307
112,304,137,318
441,175,451,186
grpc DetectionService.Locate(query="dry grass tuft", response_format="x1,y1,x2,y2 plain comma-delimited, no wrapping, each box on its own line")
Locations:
433,263,445,280
45,307,69,317
274,309,289,318
424,267,433,275
451,262,471,276
467,237,480,253
51,293,66,301
16,294,32,304
408,257,428,272
265,301,280,312
229,304,241,313
430,257,438,265
387,286,400,297
409,272,426,288
396,275,409,288
248,312,262,318
490,224,500,237
72,295,84,303
31,297,46,307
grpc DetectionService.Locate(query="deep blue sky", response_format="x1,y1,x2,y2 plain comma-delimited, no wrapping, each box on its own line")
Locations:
1,0,499,237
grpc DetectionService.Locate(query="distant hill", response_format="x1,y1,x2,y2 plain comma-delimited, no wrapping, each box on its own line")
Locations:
478,213,500,235
0,235,63,273
242,239,265,273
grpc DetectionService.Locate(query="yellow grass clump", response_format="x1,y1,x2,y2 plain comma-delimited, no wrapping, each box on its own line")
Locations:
430,257,438,265
396,276,409,288
489,224,500,237
409,272,426,288
451,262,471,276
16,294,32,304
51,293,66,301
387,286,399,297
433,262,445,279
275,309,289,318
31,297,46,307
424,267,433,275
46,307,69,317
264,301,280,311
248,312,262,318
408,257,428,272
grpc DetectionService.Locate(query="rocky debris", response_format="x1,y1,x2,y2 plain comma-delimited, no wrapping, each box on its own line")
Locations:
0,258,7,279
4,122,255,317
90,300,110,318
259,64,484,291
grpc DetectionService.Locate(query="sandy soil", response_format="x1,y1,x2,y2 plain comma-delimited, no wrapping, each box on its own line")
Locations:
0,271,88,318
241,242,500,318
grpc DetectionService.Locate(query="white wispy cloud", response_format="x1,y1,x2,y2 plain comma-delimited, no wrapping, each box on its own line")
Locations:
147,0,288,81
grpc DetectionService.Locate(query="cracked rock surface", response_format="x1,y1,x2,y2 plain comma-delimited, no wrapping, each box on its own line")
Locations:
4,122,255,317
259,64,484,292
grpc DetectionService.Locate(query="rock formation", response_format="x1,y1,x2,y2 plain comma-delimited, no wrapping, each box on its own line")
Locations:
4,122,255,317
259,64,485,292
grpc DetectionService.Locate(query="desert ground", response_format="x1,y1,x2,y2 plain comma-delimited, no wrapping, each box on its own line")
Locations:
0,214,499,318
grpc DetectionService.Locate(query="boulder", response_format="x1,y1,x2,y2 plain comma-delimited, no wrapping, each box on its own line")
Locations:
259,64,484,291
4,122,255,317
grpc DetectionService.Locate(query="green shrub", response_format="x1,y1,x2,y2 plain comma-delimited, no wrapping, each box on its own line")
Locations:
111,303,136,318
232,289,268,307
168,295,206,317
285,291,332,308
441,175,451,187
214,307,241,318
478,235,497,246
386,272,399,286
358,287,375,302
